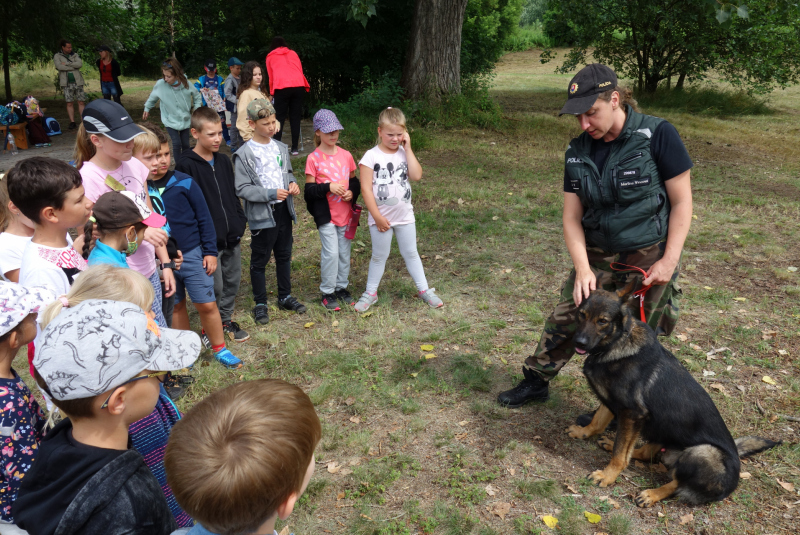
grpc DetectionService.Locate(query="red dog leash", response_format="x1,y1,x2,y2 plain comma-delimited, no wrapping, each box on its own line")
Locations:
609,262,651,322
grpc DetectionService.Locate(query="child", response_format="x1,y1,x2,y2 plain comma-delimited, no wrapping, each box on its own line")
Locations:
0,179,34,282
233,99,306,325
355,107,443,312
194,59,230,146
35,264,194,527
143,57,202,158
6,157,91,297
176,108,249,342
0,283,54,529
165,379,321,535
224,57,243,151
82,190,167,267
235,61,269,143
304,109,361,310
76,99,175,328
13,297,201,534
148,124,244,369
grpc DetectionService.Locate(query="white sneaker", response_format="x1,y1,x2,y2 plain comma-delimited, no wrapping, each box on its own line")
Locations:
354,292,378,312
419,288,443,308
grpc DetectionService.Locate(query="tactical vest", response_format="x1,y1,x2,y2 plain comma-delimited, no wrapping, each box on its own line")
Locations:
564,106,669,252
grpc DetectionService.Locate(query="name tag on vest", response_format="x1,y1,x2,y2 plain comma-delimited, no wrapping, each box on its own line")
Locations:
618,176,651,189
619,168,640,178
570,179,581,191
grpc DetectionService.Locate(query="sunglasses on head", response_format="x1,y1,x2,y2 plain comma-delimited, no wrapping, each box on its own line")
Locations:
162,62,174,69
100,371,169,409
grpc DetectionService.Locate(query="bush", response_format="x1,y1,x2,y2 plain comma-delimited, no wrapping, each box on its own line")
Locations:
504,22,552,51
519,0,549,26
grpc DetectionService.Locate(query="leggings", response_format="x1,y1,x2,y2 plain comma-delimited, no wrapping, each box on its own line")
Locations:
366,222,428,294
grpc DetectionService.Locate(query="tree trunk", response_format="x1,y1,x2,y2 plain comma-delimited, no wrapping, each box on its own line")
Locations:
675,71,687,90
1,22,10,102
401,0,468,100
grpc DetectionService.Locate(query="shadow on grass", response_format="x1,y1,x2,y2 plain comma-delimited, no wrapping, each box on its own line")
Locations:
637,86,772,116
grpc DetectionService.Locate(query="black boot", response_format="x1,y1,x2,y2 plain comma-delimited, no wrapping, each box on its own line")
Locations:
113,95,121,104
497,368,549,408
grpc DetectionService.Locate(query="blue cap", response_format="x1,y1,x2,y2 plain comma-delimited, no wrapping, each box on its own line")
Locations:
228,57,244,67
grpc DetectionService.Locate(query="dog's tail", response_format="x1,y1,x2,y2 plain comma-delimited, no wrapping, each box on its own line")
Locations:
735,436,781,458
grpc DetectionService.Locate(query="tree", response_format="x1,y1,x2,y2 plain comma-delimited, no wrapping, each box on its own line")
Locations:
543,0,800,94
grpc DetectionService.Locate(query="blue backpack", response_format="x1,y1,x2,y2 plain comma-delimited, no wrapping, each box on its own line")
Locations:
43,117,62,136
0,106,18,126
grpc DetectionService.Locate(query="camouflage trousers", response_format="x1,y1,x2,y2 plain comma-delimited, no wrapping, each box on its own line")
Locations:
525,241,682,381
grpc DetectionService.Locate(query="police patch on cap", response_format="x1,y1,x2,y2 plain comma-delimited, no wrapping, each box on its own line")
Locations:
569,83,579,95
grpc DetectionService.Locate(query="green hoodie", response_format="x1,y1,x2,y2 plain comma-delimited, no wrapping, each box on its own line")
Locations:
144,79,202,131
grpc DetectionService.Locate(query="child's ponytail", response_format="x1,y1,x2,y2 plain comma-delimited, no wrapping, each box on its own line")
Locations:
82,219,94,260
73,122,96,170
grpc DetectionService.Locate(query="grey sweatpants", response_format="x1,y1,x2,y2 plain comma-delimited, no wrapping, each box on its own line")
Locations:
366,222,428,294
319,222,351,295
212,244,242,323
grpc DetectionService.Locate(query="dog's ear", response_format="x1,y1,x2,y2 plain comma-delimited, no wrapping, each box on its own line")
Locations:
616,279,638,300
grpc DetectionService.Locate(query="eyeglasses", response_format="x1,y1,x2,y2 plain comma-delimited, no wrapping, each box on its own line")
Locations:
100,371,169,409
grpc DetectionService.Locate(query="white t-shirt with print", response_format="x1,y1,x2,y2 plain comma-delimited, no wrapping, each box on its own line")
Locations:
0,233,32,281
359,145,414,226
248,139,284,204
18,238,86,298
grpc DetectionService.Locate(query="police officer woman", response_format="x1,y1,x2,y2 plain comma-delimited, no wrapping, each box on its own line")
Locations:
498,64,693,408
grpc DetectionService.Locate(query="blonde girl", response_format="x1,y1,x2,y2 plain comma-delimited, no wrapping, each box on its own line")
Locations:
75,99,174,328
39,264,193,527
235,60,271,142
142,57,202,157
354,108,442,312
0,179,34,282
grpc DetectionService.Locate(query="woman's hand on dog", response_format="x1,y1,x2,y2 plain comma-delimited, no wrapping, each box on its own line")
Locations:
573,267,597,306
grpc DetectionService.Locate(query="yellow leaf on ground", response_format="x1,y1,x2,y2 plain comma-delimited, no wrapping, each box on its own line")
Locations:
424,353,437,359
304,322,315,328
542,515,558,528
762,376,777,385
733,297,747,301
679,513,694,525
420,344,434,351
584,511,602,524
500,357,508,364
410,373,418,378
360,311,373,318
332,320,339,327
492,216,499,220
703,286,713,290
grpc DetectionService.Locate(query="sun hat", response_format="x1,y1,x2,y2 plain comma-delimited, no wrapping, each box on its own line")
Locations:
81,100,144,143
34,299,201,401
312,109,344,134
0,283,56,338
92,190,167,229
247,99,276,121
559,64,618,116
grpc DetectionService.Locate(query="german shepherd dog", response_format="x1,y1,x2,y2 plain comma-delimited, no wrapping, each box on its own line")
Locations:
565,283,780,507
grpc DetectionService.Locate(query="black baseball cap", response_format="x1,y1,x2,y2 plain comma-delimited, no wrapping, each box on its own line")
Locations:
96,45,112,53
204,59,217,72
81,100,144,143
559,64,618,116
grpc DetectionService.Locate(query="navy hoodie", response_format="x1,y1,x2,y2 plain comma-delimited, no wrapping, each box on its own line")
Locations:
175,151,247,250
149,170,217,257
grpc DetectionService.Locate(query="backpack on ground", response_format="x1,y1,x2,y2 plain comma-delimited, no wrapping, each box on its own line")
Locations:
43,116,62,136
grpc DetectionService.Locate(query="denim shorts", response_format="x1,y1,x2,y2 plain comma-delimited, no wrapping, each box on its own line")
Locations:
101,81,118,96
174,246,216,304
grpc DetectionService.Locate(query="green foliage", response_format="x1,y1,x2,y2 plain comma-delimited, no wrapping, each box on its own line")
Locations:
462,0,525,76
519,0,549,26
543,0,800,94
504,22,552,51
636,87,771,117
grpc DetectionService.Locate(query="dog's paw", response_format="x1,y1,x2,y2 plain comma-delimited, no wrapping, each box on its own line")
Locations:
634,489,658,508
589,469,617,487
567,425,591,439
597,436,614,452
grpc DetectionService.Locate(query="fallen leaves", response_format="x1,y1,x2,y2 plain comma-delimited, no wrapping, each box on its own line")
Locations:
777,479,795,492
327,462,341,474
676,333,688,342
542,515,558,528
584,511,602,524
710,383,728,396
762,330,777,340
788,266,798,272
598,496,620,509
733,297,747,302
679,513,694,525
424,353,437,360
762,376,777,385
489,502,511,520
360,311,373,318
485,484,498,496
702,369,716,377
278,527,291,535
349,416,361,424
420,344,434,351
303,322,315,328
740,471,752,479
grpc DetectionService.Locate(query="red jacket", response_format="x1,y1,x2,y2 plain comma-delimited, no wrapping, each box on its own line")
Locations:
266,47,310,95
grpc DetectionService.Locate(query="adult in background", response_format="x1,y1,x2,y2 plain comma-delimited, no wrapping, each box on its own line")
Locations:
266,36,310,155
224,57,244,151
497,64,693,412
194,59,231,146
96,45,123,104
53,39,85,130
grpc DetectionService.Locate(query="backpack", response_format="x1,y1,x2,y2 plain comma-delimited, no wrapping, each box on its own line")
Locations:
43,116,62,136
0,106,18,126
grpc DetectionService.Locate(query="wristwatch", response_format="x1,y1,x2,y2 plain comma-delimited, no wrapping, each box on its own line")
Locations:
162,261,177,270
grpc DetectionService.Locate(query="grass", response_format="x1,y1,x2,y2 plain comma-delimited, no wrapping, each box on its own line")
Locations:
9,49,800,533
505,22,553,51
